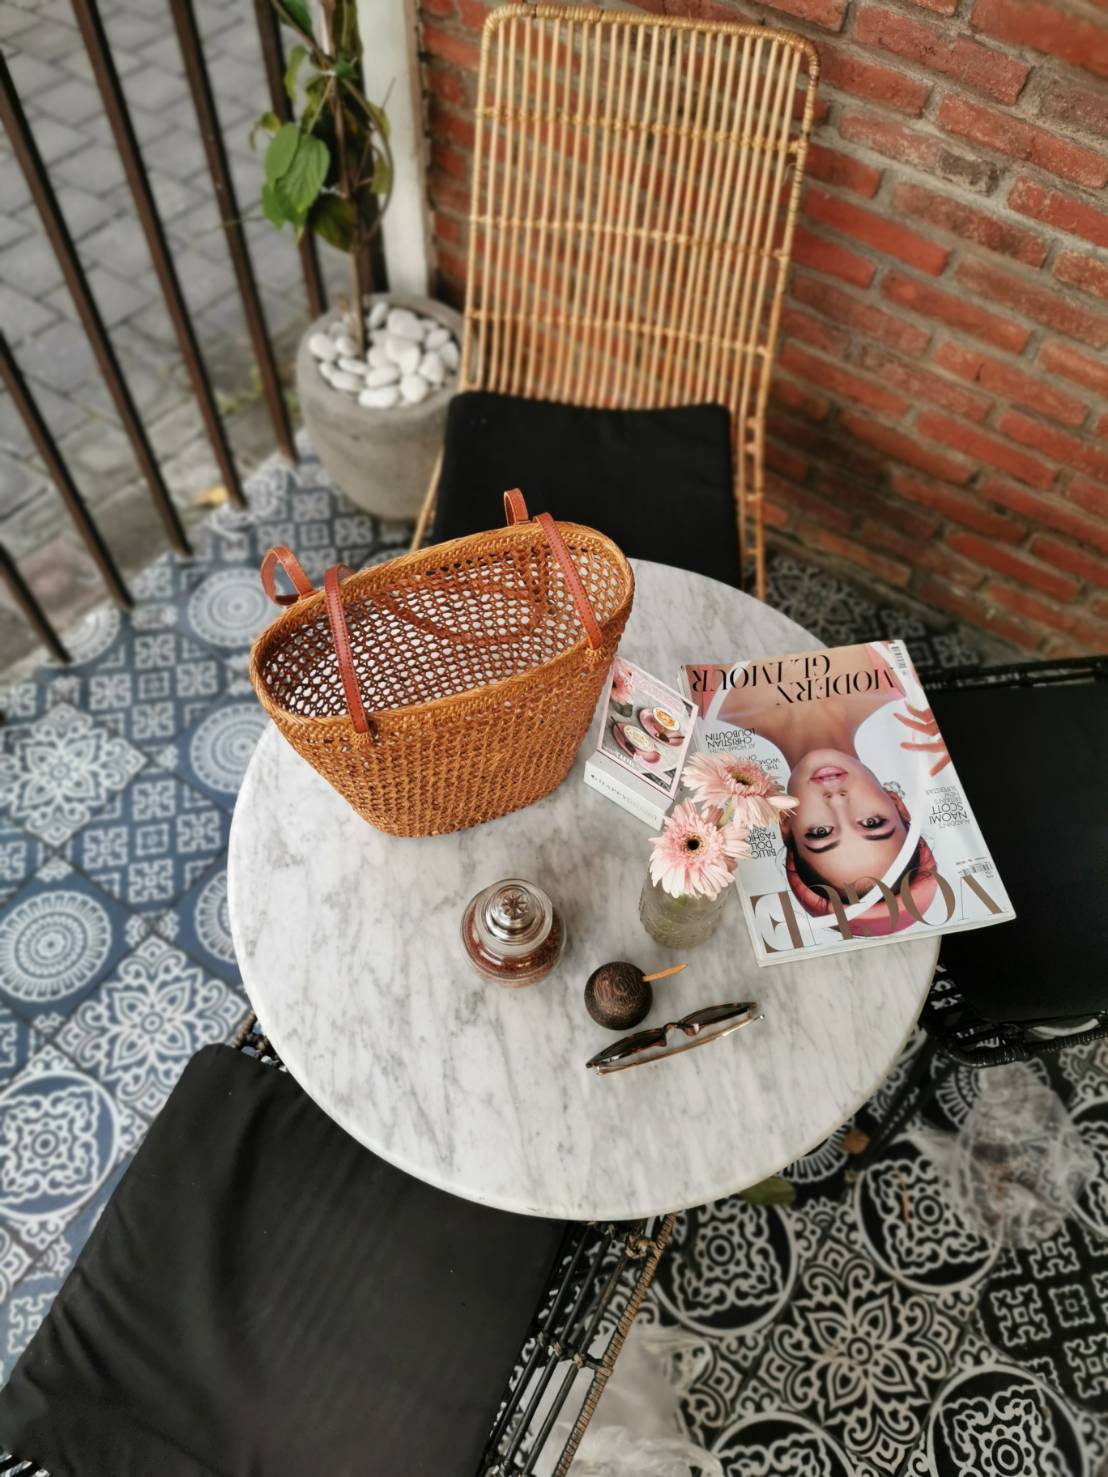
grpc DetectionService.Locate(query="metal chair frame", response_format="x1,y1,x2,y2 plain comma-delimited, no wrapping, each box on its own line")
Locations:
411,2,820,599
855,653,1108,1172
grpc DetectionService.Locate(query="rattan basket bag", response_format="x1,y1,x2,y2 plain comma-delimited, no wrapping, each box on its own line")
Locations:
249,490,634,836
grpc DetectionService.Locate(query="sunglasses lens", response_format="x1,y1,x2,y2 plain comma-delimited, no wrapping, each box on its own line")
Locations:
683,1002,756,1030
587,1027,668,1069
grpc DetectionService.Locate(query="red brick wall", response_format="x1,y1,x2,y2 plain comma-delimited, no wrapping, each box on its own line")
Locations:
416,0,1108,655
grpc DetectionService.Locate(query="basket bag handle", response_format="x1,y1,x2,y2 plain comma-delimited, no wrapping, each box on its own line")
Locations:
259,492,604,736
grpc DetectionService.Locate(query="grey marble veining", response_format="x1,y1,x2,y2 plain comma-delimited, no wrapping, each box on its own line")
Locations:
228,560,936,1220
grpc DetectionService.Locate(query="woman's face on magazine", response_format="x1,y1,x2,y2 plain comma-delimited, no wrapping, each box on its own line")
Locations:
785,750,907,892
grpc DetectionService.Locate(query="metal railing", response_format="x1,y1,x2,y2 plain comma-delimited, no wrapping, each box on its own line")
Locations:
0,0,330,667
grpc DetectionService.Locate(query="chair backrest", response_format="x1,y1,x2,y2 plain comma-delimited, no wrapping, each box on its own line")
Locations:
460,4,818,440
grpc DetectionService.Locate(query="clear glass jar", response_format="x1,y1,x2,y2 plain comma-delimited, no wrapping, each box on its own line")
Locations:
639,873,731,950
462,878,566,987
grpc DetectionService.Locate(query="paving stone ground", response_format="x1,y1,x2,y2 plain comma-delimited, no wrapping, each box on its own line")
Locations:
0,0,348,673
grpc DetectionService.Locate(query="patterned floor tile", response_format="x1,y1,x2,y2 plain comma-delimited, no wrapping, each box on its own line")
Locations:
644,1194,834,1452
153,697,270,812
0,1040,144,1254
898,1326,1108,1477
0,857,143,1034
710,1404,863,1477
852,1135,999,1297
0,1003,37,1093
736,1232,970,1473
148,859,239,987
0,815,46,909
978,1219,1108,1414
0,703,145,846
0,606,230,754
0,1263,63,1387
55,935,247,1120
62,766,230,912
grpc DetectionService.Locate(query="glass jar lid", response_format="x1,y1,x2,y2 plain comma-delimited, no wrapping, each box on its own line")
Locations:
473,878,553,959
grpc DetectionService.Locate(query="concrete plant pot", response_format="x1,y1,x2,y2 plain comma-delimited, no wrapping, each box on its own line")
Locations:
296,292,463,521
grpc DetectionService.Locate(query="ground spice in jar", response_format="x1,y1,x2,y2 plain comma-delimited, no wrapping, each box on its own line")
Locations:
461,878,566,987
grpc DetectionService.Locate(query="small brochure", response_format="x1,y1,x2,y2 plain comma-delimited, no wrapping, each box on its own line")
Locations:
584,659,697,827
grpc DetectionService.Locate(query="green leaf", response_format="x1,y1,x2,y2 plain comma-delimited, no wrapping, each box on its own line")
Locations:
284,44,307,104
738,1175,796,1208
264,122,301,186
334,49,358,82
249,110,280,151
277,131,329,224
261,180,290,230
274,0,312,37
366,100,390,139
311,193,355,252
370,152,391,197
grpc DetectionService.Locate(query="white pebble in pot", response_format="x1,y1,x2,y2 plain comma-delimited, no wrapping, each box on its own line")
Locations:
367,345,391,369
330,370,363,393
386,336,421,375
338,356,367,375
418,350,445,386
424,326,450,351
366,364,400,387
400,372,431,404
440,340,460,372
360,384,400,409
368,300,388,330
334,334,358,357
386,308,423,341
308,333,338,361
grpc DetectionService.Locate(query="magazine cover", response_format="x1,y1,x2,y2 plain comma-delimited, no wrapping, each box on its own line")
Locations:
683,641,1015,966
597,659,697,799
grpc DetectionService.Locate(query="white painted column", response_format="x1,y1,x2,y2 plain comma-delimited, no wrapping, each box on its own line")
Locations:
356,0,430,297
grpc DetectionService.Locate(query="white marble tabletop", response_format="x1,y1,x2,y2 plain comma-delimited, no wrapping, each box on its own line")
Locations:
228,560,937,1221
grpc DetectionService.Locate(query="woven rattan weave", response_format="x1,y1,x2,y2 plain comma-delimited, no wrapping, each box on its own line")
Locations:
413,3,820,598
249,494,633,836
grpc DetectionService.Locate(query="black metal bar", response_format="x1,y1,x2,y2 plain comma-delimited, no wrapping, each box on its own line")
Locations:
0,545,70,665
0,54,191,556
168,0,297,463
253,0,327,321
0,332,132,609
70,0,247,509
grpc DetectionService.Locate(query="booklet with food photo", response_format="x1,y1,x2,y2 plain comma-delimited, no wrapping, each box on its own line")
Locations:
682,640,1015,966
584,659,698,827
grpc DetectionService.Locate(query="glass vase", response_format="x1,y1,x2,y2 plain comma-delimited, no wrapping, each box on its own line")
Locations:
639,873,731,950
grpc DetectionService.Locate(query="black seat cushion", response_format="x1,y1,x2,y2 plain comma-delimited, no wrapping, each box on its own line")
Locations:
433,391,740,587
0,1045,566,1477
933,678,1108,1024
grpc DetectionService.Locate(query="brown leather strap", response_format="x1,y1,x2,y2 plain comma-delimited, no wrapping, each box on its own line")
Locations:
534,512,604,651
323,564,371,735
503,488,529,525
503,488,603,652
260,546,315,606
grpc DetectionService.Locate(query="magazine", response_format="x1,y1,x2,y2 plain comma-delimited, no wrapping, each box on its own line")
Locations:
682,640,1015,966
584,659,698,828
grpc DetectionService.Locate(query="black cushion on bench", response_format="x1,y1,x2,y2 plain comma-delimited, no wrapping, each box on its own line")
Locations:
933,678,1108,1024
433,391,740,587
0,1045,566,1477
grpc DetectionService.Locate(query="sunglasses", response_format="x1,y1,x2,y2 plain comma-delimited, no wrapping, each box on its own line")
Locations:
585,1002,762,1074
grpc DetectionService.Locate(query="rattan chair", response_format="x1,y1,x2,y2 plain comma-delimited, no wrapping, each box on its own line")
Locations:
413,2,819,599
854,654,1108,1170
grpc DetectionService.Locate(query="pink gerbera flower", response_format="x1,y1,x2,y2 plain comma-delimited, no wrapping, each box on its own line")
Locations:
684,752,798,828
649,801,750,900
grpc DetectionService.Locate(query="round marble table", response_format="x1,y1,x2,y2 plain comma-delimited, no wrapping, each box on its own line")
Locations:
228,560,937,1222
